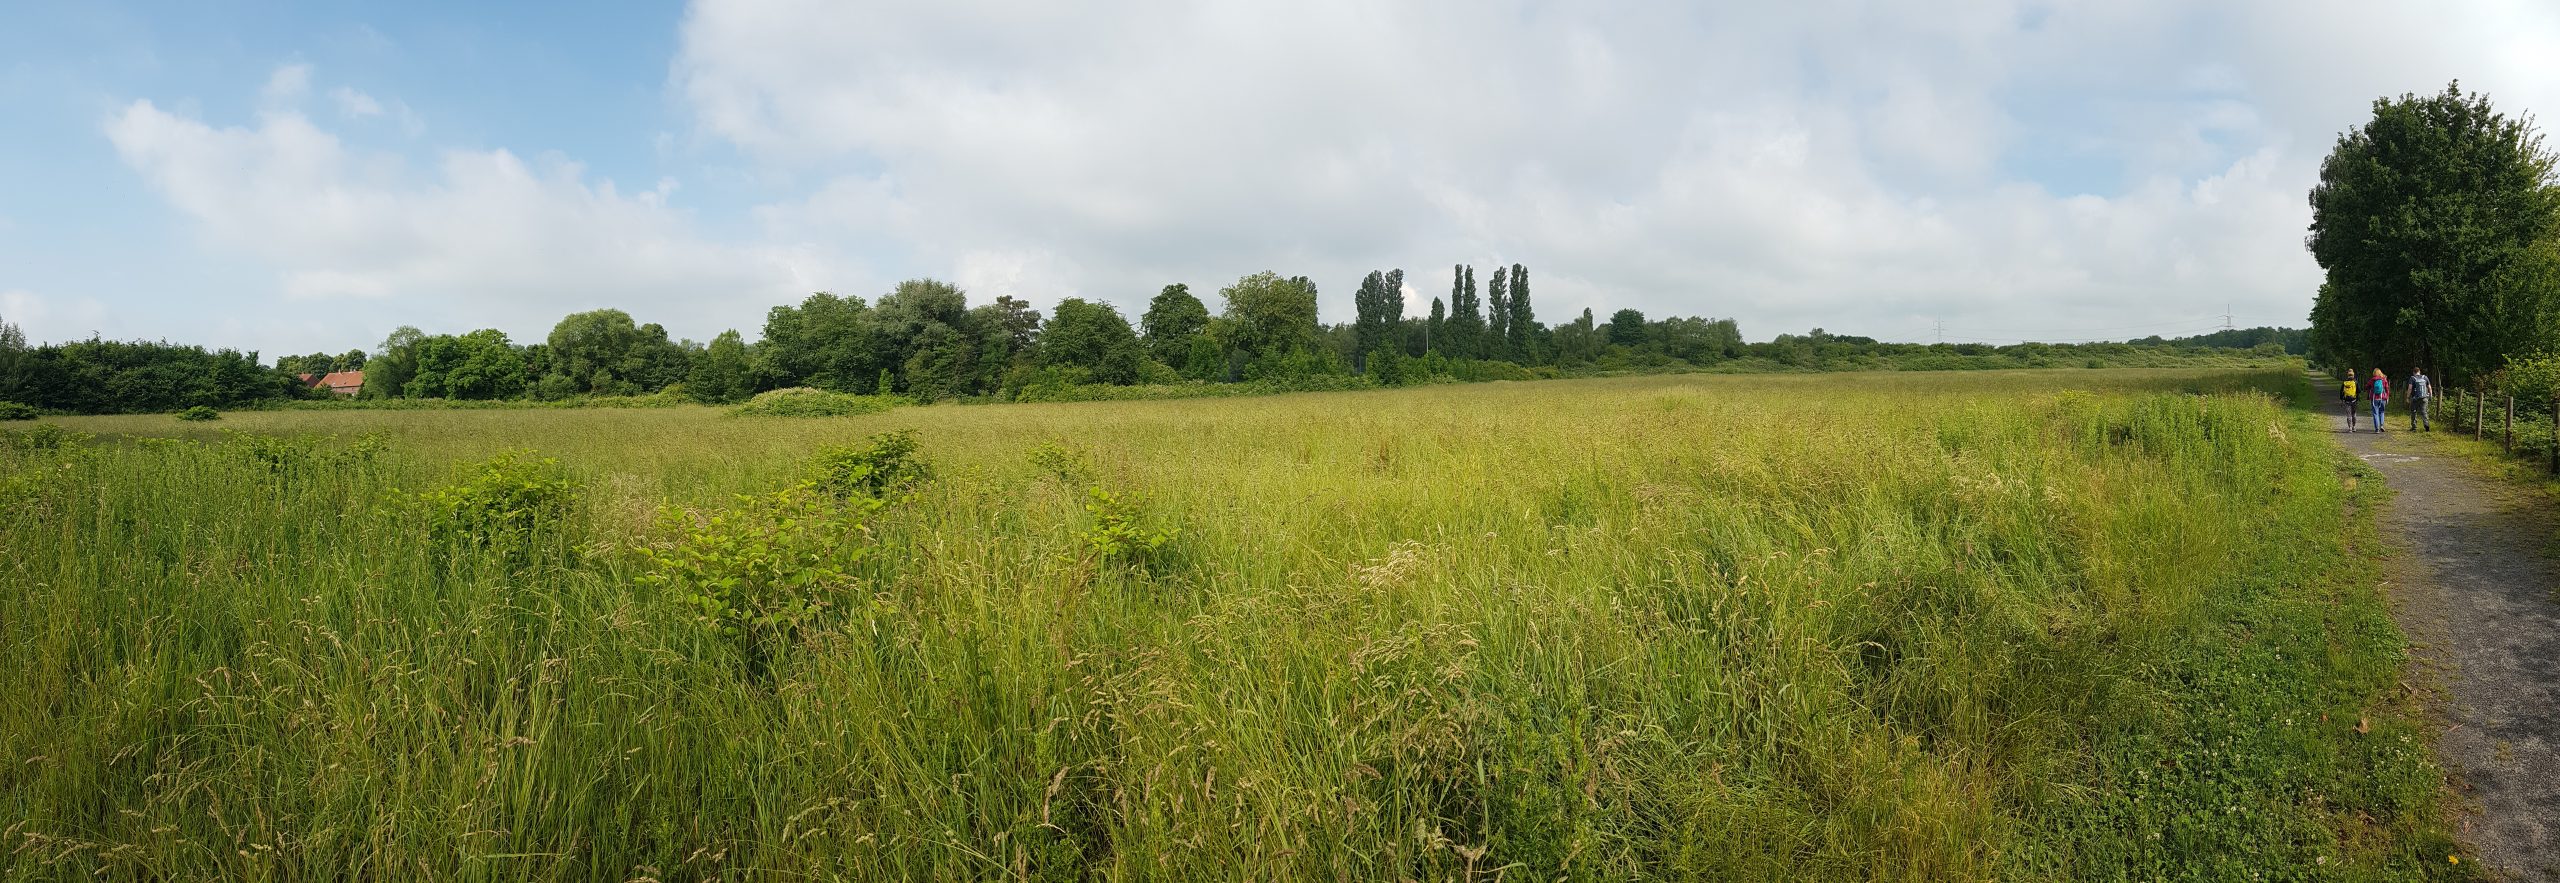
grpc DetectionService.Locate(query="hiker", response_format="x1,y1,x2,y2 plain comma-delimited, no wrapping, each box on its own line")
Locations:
2410,369,2432,431
2370,369,2390,433
2341,372,2360,432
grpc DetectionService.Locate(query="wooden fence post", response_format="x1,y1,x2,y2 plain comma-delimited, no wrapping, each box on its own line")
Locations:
2479,389,2488,441
2550,398,2558,473
2506,396,2516,454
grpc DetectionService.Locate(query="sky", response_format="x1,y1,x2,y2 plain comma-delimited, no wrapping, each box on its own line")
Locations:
4,1,2559,358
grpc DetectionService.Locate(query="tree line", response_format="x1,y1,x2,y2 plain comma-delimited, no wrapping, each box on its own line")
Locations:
2307,83,2560,388
323,265,1761,405
1,262,2308,415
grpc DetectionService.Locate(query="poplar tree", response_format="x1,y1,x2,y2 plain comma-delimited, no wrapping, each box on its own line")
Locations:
1447,264,1485,359
1506,263,1535,360
1427,297,1447,355
1487,266,1512,361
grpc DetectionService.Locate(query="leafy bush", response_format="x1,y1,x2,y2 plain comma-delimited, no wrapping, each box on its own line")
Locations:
414,450,581,555
0,402,35,421
177,405,221,421
808,429,932,499
1026,441,1095,484
2498,353,2560,404
0,424,84,453
223,431,389,474
635,488,881,674
729,387,907,417
1077,485,1178,571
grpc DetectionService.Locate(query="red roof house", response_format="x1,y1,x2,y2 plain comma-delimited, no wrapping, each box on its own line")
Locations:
298,371,365,396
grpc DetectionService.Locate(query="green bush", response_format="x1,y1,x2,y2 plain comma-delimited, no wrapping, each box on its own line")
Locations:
1026,441,1095,484
177,405,221,421
635,488,881,675
0,424,84,453
2498,353,2560,404
729,387,906,417
413,450,581,555
0,402,36,421
1077,485,1179,572
808,429,932,499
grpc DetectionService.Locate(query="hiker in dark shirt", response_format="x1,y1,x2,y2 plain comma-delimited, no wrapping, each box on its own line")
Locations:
2409,370,2432,431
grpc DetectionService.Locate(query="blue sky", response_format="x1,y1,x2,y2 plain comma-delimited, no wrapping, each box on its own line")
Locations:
4,1,2557,358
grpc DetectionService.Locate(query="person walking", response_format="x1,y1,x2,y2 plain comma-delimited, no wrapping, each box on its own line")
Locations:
2409,369,2433,431
2341,372,2361,432
2369,369,2390,433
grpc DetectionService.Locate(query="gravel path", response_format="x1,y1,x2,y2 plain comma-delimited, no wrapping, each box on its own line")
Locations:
2337,422,2560,879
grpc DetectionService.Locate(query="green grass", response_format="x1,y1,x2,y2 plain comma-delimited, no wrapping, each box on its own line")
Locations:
1,367,2462,880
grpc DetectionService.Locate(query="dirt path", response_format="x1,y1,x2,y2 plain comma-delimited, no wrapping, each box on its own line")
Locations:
2335,419,2560,879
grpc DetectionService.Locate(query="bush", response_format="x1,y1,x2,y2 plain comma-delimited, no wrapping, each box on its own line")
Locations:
177,405,221,421
0,424,84,453
223,431,390,475
413,450,582,556
2499,353,2560,404
1077,485,1179,572
808,429,932,499
0,402,35,421
730,387,907,418
635,488,881,676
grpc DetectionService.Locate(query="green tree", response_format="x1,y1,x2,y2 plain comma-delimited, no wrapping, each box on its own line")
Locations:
1607,308,1649,347
1506,264,1536,361
760,292,881,392
968,295,1043,393
408,329,526,399
544,309,646,395
1217,272,1320,366
1140,284,1210,363
1040,297,1145,385
2308,82,2560,383
1446,265,1483,359
361,326,425,399
1352,269,1405,371
1426,296,1446,356
1555,307,1601,365
688,330,755,403
1486,266,1512,360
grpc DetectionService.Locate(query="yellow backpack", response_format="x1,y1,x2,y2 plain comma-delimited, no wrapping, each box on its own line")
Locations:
2340,379,2356,399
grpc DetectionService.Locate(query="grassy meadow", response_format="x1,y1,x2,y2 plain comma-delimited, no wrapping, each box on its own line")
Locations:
3,368,2464,880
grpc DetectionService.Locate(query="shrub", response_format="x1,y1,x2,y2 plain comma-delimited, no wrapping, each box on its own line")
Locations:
2499,353,2560,404
1077,485,1178,571
635,488,881,675
1027,441,1095,484
730,387,906,418
0,424,84,453
0,402,35,421
223,431,389,474
414,450,581,555
177,405,221,421
808,429,932,499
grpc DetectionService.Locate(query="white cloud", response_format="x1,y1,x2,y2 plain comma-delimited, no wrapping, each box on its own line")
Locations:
329,86,381,118
674,0,2560,341
2,289,110,345
260,63,311,107
328,85,425,135
106,66,853,348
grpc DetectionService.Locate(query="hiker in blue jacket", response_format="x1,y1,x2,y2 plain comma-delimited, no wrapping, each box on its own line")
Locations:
2369,370,2389,433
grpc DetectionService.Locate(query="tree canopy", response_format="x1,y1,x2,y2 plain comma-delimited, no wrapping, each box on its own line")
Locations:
2308,83,2560,383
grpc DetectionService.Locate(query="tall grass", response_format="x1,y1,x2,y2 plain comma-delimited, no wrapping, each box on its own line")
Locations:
3,368,2457,880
